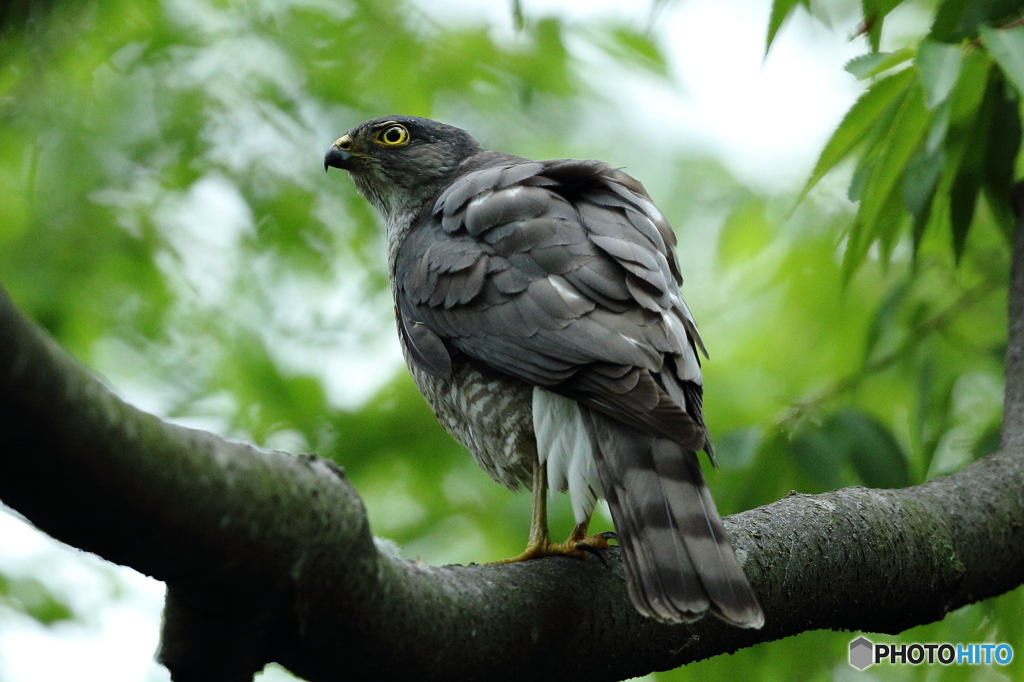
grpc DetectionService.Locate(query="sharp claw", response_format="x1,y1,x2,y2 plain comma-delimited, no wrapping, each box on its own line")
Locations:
599,531,618,542
576,542,608,567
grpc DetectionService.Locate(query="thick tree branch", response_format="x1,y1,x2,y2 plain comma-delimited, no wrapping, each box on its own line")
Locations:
2,203,1024,682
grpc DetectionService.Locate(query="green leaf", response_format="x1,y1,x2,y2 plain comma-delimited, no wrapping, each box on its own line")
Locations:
602,26,669,77
511,0,525,32
931,0,1024,42
875,183,909,265
863,279,911,361
982,74,1022,241
803,66,916,197
904,141,944,249
851,81,920,183
791,427,844,489
931,0,979,42
905,98,950,250
973,420,1003,459
738,431,809,509
950,164,983,260
915,50,992,251
789,409,911,490
949,68,1005,259
843,77,930,276
917,39,965,108
832,410,912,488
981,24,1024,97
861,0,904,52
844,48,915,79
923,97,952,155
848,158,875,203
948,47,995,125
1,577,75,625
766,0,809,54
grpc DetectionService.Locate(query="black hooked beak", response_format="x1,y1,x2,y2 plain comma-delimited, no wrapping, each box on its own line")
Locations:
324,136,354,171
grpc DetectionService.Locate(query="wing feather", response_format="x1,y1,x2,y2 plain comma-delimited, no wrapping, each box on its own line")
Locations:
395,157,708,450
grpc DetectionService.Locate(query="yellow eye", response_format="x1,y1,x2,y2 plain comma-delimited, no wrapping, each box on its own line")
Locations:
375,124,410,147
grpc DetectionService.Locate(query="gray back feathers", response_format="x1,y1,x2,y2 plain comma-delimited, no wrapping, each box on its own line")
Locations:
397,159,707,445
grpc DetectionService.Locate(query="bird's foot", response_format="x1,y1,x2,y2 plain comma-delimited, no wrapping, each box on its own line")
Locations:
487,538,597,564
487,527,615,565
575,530,615,561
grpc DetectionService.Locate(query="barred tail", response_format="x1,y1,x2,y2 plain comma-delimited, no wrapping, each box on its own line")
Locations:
581,407,764,628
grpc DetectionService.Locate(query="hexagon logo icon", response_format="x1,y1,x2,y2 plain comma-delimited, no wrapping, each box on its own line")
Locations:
849,636,874,670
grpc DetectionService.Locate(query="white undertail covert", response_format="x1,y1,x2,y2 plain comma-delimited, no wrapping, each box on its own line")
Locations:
532,387,602,524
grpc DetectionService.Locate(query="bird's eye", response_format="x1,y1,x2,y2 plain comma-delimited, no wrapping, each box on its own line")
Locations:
375,124,410,147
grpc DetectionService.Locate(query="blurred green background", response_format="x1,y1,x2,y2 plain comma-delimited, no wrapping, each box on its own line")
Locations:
0,0,1019,680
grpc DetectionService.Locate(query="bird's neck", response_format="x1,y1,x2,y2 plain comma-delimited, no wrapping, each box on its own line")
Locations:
385,210,416,277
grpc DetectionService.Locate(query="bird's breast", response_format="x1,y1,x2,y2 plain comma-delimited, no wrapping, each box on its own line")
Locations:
404,351,538,491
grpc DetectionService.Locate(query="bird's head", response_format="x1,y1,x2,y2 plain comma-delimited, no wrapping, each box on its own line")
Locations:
324,115,483,224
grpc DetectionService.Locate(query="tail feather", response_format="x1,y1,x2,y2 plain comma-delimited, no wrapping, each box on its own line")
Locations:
581,406,764,628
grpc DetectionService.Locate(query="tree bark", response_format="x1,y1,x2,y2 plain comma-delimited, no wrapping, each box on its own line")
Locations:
0,194,1022,681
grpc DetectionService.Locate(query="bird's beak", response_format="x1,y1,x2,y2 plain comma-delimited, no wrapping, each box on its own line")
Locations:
324,135,354,172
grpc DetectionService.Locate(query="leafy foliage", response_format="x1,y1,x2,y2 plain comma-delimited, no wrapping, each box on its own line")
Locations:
779,0,1024,275
0,573,75,626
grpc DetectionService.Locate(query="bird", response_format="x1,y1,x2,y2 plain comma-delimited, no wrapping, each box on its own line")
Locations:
324,115,763,628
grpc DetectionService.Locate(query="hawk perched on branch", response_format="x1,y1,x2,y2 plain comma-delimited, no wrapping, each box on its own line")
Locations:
325,116,763,628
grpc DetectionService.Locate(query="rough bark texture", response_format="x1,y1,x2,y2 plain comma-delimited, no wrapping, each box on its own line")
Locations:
0,195,1022,681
